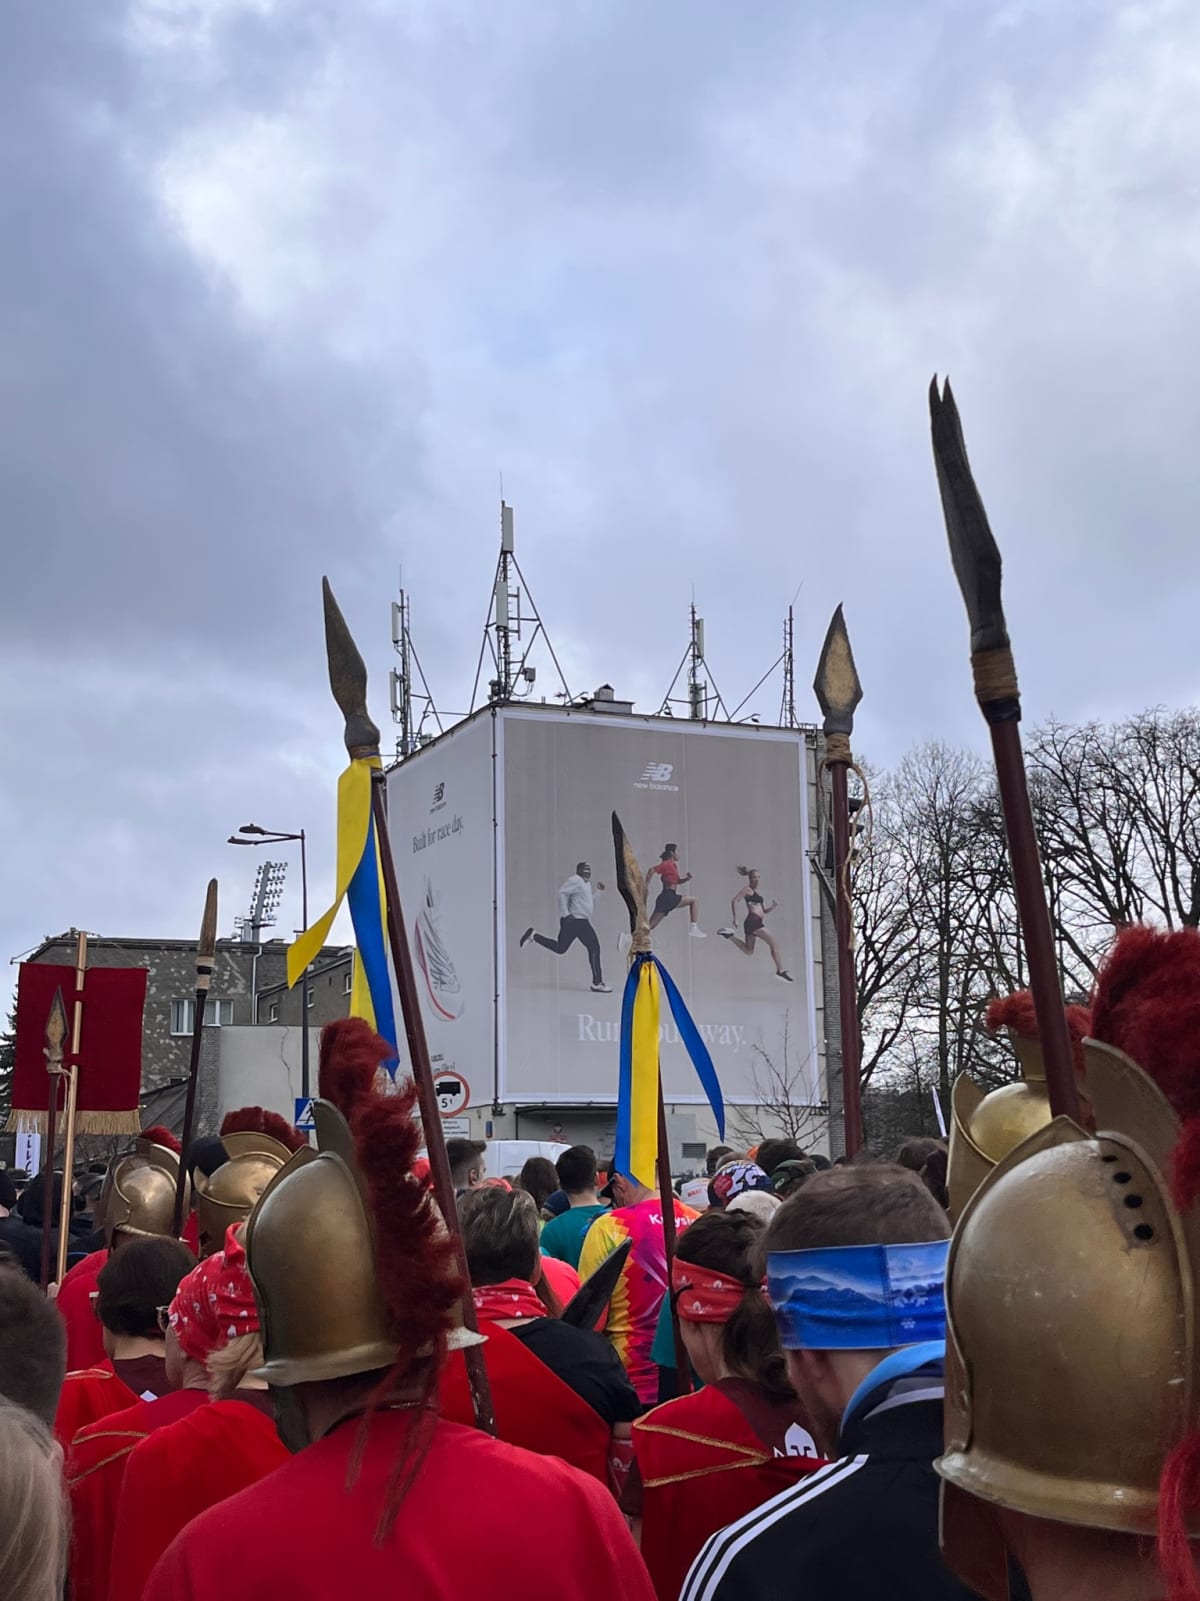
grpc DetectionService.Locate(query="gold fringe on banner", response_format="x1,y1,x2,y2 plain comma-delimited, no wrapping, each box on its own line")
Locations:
6,1109,144,1137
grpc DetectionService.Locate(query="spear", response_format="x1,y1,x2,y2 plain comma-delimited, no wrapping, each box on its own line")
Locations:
929,378,1079,1121
55,931,89,1284
612,811,691,1393
323,578,494,1434
813,606,865,1157
40,987,68,1291
172,880,218,1235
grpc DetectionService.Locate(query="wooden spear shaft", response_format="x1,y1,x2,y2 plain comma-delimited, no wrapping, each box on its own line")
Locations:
55,931,88,1284
656,1081,690,1393
173,882,219,1235
829,763,864,1156
371,774,495,1435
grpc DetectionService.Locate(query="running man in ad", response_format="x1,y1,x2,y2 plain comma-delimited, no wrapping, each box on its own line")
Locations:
646,843,706,937
718,866,792,980
520,861,612,993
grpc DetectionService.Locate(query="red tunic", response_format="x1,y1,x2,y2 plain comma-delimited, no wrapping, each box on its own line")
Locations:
142,1410,654,1601
57,1248,108,1371
66,1388,208,1601
439,1319,611,1485
55,1360,136,1449
631,1382,826,1601
109,1397,288,1601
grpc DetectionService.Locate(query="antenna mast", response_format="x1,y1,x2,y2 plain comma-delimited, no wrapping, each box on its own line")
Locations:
469,501,573,710
780,605,798,727
390,577,444,759
658,602,731,721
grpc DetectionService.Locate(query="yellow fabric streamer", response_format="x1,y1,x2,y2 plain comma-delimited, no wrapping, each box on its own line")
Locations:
629,959,662,1189
287,757,378,989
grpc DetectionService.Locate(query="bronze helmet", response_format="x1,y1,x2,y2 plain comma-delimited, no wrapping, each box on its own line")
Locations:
193,1130,295,1258
102,1131,187,1245
946,992,1091,1221
937,1036,1200,1600
244,1100,483,1387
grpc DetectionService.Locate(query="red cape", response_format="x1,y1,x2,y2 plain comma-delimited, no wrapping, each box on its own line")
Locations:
66,1388,207,1601
142,1410,654,1601
439,1319,611,1485
55,1359,136,1450
633,1384,827,1601
57,1248,108,1372
109,1398,288,1601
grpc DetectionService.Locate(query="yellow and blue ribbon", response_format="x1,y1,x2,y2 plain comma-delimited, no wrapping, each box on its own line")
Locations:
614,953,725,1189
288,758,398,1070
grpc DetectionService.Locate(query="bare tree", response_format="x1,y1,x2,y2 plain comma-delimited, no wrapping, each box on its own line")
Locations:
729,1014,829,1149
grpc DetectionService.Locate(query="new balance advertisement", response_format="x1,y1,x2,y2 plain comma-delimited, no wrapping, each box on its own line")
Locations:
384,712,495,1093
500,711,819,1107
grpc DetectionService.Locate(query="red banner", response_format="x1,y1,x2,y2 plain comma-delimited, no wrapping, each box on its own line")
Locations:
12,963,147,1135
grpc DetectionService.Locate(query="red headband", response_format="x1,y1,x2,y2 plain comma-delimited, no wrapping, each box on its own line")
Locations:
169,1223,260,1364
671,1258,749,1324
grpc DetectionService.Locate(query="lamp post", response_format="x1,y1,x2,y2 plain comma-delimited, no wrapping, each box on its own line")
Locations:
228,824,311,1098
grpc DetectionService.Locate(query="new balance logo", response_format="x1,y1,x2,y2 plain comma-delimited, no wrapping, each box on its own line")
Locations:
431,781,446,812
636,761,679,792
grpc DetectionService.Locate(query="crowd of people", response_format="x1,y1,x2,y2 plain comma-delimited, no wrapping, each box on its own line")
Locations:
1,920,1199,1598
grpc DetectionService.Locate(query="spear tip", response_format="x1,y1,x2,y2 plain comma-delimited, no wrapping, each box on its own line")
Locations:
813,603,863,736
198,879,218,962
322,577,381,758
928,379,1010,656
44,986,68,1052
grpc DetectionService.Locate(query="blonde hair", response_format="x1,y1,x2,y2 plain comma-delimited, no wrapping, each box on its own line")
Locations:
0,1401,68,1601
206,1332,266,1399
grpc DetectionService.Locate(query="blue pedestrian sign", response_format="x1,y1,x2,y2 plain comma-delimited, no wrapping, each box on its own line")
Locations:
294,1097,316,1133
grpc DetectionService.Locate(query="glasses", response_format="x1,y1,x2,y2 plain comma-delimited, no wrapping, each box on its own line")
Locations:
156,1305,172,1335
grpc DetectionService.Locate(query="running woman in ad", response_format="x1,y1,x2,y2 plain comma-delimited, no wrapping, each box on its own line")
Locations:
520,861,612,993
646,843,706,938
718,867,792,980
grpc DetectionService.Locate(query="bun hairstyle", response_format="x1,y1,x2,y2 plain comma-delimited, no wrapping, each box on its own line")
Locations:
662,844,677,859
736,866,756,879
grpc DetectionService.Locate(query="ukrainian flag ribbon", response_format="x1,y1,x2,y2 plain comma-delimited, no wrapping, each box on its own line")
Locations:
615,952,725,1189
287,758,399,1068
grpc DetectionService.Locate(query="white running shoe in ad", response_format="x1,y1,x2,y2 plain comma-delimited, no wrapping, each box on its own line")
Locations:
689,926,707,939
717,927,735,939
414,877,464,1021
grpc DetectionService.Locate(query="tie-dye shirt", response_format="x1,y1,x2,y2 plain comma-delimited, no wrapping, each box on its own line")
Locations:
578,1195,698,1404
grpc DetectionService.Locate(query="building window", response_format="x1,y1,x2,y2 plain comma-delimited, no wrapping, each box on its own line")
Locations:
171,998,233,1035
307,989,315,1009
343,971,353,996
268,1002,280,1024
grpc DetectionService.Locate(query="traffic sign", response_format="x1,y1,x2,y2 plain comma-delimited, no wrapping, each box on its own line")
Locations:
294,1097,316,1132
432,1072,470,1117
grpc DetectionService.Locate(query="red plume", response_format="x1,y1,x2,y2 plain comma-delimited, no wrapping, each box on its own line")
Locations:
986,990,1093,1076
219,1106,308,1152
1090,924,1200,1206
318,1018,386,1124
140,1124,182,1154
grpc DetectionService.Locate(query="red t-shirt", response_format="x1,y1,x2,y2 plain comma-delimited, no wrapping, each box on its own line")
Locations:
143,1410,655,1601
110,1397,288,1601
650,859,681,889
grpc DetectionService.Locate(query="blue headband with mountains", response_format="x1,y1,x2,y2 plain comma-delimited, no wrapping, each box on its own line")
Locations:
766,1239,949,1350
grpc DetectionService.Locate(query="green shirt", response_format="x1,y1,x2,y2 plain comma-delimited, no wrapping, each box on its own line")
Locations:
539,1203,609,1269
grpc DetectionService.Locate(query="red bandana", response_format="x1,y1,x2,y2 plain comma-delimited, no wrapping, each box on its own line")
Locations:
169,1223,260,1363
472,1278,548,1323
671,1258,749,1324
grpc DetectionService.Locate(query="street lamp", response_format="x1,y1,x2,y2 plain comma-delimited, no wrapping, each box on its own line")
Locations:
228,824,311,1098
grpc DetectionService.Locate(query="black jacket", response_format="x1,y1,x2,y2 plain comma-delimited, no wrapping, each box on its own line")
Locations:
680,1359,979,1601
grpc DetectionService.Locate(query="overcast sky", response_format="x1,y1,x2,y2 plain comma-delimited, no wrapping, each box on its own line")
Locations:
5,0,1200,989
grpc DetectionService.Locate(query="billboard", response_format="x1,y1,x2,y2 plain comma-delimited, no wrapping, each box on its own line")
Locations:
498,711,818,1107
385,713,496,1103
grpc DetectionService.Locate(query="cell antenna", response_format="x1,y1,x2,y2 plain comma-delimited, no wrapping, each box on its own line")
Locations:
469,500,573,710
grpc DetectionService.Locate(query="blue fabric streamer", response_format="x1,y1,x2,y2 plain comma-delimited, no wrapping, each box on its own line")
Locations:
652,956,725,1140
345,813,399,1071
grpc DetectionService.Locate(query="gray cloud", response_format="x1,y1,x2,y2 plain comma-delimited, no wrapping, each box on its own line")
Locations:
5,0,1200,987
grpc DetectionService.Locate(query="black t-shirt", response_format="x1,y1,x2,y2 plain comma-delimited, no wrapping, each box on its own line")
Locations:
509,1319,642,1427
